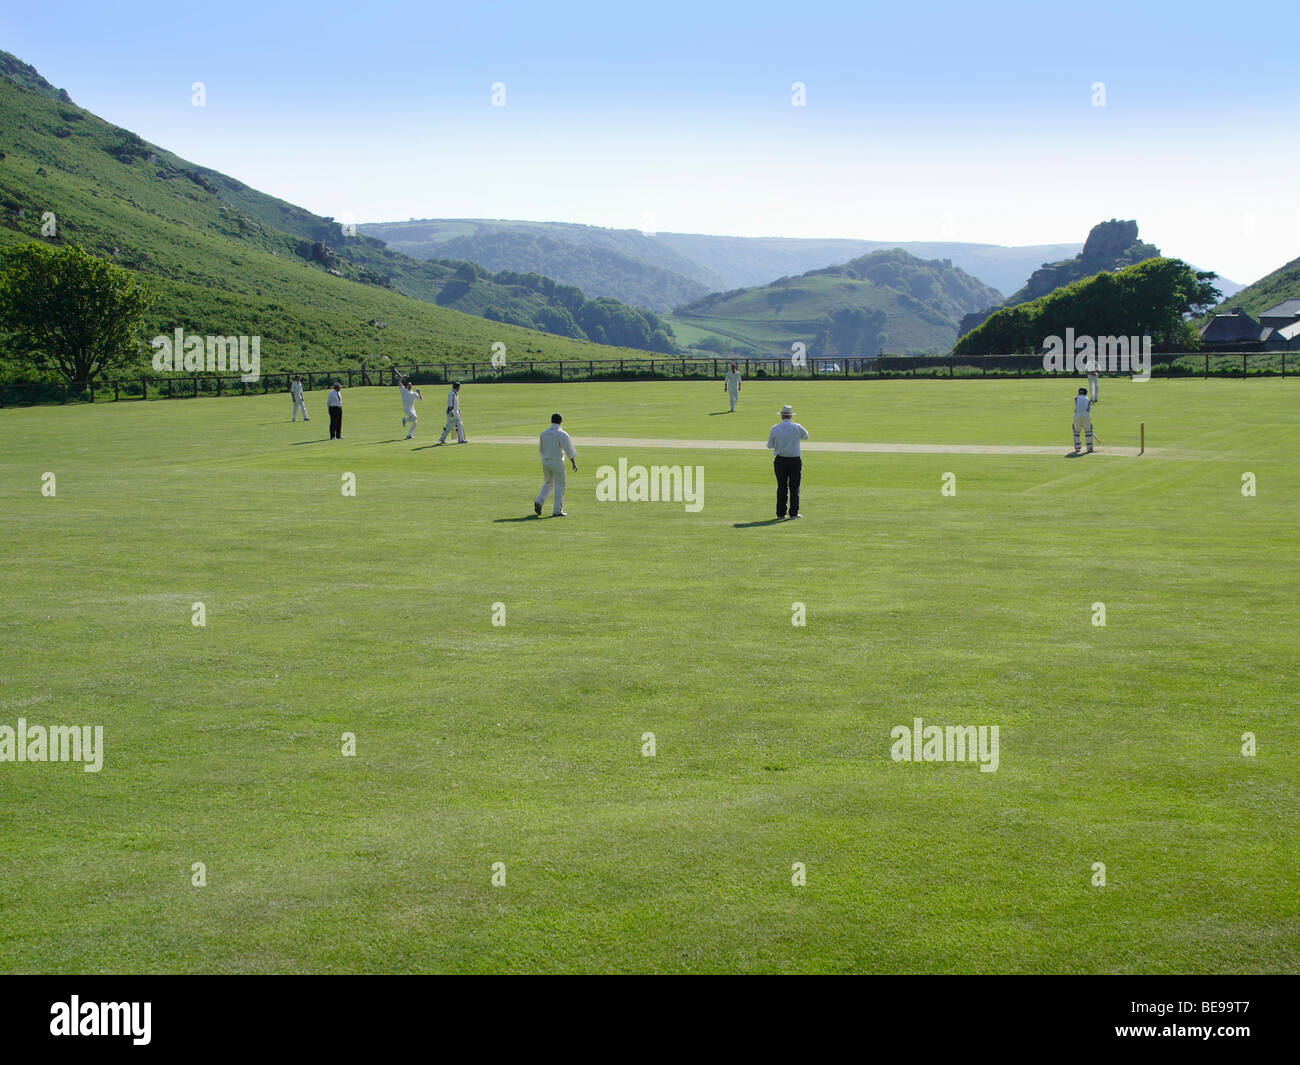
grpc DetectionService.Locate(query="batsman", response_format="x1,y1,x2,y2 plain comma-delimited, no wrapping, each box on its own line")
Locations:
439,381,467,444
1072,387,1094,453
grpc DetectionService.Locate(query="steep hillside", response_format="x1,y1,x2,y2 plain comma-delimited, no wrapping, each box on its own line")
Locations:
1202,255,1300,320
669,249,1002,356
0,50,671,372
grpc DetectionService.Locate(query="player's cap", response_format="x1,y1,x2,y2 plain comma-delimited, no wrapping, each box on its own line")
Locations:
452,381,462,389
551,413,563,424
1078,388,1087,394
780,404,794,416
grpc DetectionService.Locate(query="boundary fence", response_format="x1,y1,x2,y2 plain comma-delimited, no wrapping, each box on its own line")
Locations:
0,350,1292,407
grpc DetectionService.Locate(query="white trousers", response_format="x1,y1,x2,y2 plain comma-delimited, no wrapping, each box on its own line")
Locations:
1073,413,1093,448
727,386,739,410
292,397,308,420
440,411,465,443
536,459,567,514
1088,374,1099,402
403,411,418,435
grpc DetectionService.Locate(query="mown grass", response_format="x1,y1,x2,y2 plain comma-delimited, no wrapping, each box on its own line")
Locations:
0,378,1295,973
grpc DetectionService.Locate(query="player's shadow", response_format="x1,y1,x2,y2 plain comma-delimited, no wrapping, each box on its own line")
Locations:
358,438,408,445
708,410,734,416
1063,451,1091,458
410,443,445,451
493,515,542,523
733,518,785,527
290,439,331,445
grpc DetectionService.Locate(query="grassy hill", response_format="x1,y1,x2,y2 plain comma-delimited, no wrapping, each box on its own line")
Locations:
670,248,1002,356
360,219,718,313
1203,255,1300,320
360,217,1082,310
0,51,668,377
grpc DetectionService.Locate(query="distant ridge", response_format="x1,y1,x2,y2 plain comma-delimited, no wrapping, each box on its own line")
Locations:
359,217,1083,312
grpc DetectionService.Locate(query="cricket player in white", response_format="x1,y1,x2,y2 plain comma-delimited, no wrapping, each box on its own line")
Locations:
1087,368,1100,404
534,412,578,517
399,378,422,439
439,382,466,444
724,362,742,412
1073,388,1094,453
290,375,309,421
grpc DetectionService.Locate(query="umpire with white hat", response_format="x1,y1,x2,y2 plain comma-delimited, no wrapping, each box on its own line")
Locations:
766,403,810,519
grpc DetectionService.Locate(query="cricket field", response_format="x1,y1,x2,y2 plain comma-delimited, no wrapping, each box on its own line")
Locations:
0,378,1296,973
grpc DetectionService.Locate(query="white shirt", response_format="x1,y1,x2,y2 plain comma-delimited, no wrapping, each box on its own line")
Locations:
401,386,420,414
1074,395,1092,415
539,425,577,462
767,419,809,457
447,389,461,414
725,370,741,390
291,380,303,399
327,389,342,408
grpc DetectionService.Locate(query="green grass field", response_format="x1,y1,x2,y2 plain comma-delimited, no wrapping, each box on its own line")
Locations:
1,378,1296,973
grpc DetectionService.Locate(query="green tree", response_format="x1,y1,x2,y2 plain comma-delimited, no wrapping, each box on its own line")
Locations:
0,243,154,388
953,258,1220,356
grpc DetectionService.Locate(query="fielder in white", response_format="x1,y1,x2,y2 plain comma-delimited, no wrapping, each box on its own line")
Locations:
1073,388,1094,453
534,412,578,517
724,362,742,412
399,378,422,439
439,382,466,444
1087,368,1100,404
290,375,309,421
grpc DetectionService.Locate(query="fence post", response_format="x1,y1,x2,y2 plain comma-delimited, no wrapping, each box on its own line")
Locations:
167,378,173,399
1205,352,1209,378
620,359,624,375
114,380,119,402
1283,351,1287,379
1242,353,1247,378
589,360,594,377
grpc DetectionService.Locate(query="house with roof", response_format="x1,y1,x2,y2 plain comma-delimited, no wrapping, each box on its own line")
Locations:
1200,301,1300,350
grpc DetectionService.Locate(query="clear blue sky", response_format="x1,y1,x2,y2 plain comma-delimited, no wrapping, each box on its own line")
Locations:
4,0,1296,283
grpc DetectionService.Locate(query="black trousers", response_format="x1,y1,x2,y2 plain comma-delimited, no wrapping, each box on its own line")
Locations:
329,406,342,438
774,455,802,517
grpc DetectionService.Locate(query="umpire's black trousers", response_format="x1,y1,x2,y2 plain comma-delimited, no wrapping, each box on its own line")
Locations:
774,455,802,518
328,406,342,439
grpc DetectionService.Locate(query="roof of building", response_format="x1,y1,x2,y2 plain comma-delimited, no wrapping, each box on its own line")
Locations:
1259,299,1300,319
1200,309,1261,343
